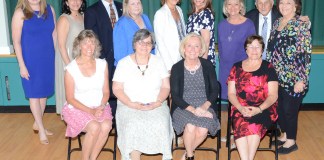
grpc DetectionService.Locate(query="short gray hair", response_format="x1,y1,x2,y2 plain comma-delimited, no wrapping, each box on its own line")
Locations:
72,30,102,59
223,0,246,17
179,33,207,58
132,29,155,50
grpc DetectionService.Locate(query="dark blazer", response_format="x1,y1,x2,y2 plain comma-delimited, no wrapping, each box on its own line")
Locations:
84,1,122,102
170,58,219,115
84,1,122,74
245,7,281,34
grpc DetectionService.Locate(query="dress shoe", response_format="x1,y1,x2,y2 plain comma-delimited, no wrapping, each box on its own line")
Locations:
271,139,285,146
278,144,298,154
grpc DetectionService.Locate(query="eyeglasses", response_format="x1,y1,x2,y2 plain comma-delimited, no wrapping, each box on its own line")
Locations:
247,45,262,50
137,40,153,47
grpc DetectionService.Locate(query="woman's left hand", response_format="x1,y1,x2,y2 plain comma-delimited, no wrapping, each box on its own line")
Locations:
94,106,105,118
244,106,261,117
294,81,305,93
194,107,207,117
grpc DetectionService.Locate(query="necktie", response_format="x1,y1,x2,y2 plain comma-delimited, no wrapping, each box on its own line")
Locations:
261,17,268,59
109,4,116,28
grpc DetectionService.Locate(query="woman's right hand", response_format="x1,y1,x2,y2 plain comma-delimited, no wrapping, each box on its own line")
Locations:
20,65,30,80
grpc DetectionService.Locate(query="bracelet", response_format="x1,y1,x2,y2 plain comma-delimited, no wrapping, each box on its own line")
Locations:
258,107,263,113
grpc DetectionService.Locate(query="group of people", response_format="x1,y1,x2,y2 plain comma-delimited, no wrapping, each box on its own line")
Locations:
11,0,311,160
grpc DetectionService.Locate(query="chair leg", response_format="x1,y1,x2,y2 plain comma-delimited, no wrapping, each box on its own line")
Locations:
275,127,278,160
67,137,71,160
113,129,118,160
77,134,82,149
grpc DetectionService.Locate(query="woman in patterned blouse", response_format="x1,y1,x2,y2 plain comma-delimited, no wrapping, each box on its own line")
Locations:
267,0,311,155
186,0,216,65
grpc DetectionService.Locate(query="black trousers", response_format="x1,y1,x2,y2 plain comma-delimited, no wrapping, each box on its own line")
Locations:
277,87,304,140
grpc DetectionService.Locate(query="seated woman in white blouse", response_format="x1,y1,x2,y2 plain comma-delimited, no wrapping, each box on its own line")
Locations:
112,29,173,160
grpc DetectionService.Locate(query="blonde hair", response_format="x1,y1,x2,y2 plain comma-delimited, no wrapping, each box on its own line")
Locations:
72,30,102,59
223,0,246,17
123,0,143,17
179,33,207,58
15,0,48,19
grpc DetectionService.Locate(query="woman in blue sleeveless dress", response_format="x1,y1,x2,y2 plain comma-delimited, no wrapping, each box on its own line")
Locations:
12,0,56,145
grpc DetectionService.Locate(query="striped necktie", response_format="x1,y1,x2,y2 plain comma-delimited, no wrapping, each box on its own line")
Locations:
261,16,268,59
109,4,116,28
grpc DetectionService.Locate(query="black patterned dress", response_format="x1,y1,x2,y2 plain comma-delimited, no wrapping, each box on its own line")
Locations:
227,61,278,140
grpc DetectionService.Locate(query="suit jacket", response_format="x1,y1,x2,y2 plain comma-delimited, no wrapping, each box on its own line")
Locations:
154,4,186,71
170,58,219,115
84,1,122,101
245,7,281,34
84,1,122,65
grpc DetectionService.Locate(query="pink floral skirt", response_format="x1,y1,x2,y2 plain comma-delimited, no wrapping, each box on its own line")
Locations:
62,104,113,137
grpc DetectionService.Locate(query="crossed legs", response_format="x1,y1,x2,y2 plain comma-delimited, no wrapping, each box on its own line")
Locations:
235,135,261,160
181,123,208,160
82,120,112,160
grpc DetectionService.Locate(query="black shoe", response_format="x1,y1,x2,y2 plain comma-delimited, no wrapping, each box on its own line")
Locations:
278,144,298,154
271,139,286,146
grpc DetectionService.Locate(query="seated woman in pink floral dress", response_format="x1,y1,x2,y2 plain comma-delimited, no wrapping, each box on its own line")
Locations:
227,35,278,160
62,30,113,160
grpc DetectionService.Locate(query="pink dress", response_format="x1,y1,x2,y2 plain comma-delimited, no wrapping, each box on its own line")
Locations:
62,59,113,137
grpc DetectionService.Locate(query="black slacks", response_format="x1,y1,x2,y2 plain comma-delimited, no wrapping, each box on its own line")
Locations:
277,87,304,140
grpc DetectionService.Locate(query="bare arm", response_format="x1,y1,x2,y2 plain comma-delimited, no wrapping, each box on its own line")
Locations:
100,63,110,106
57,16,71,65
146,77,170,109
200,29,210,59
228,81,248,115
12,9,29,80
51,6,57,50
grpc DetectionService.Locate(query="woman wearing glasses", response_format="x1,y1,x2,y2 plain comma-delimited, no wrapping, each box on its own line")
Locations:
228,35,278,160
113,29,173,160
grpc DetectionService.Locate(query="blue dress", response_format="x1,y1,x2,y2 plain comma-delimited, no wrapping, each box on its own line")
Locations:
217,19,255,99
21,5,55,98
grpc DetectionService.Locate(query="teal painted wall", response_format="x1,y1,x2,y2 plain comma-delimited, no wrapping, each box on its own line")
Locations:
1,54,323,106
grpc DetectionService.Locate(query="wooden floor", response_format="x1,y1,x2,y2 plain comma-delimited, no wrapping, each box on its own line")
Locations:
0,111,323,160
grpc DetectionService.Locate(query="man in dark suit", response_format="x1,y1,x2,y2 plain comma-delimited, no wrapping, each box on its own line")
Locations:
245,0,280,59
84,0,123,115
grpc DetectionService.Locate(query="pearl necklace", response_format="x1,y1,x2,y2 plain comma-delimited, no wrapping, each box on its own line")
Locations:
184,61,200,75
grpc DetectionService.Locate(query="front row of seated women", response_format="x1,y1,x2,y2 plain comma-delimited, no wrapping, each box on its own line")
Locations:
62,29,279,160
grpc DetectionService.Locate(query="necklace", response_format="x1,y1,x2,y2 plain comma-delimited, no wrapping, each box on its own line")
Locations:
135,54,149,76
184,61,200,75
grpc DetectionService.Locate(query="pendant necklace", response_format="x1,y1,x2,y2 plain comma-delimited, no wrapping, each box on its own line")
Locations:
135,54,149,76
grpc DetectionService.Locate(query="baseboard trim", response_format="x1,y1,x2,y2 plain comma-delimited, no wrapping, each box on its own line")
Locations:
0,105,56,113
0,103,323,113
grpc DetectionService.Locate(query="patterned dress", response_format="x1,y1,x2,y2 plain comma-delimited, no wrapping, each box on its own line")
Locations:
266,15,312,97
186,8,215,65
227,61,278,140
172,66,220,136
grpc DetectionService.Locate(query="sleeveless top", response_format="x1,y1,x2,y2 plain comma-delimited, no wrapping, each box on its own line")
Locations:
65,59,107,108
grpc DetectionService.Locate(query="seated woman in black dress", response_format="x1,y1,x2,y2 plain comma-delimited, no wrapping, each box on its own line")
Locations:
227,35,278,160
170,33,220,160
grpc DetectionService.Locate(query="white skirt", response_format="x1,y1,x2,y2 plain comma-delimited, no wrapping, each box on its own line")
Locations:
116,101,173,160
